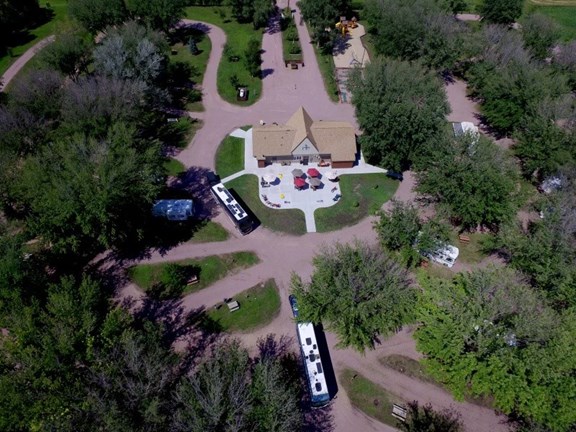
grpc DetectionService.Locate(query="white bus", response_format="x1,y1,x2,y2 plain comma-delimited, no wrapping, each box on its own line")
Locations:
296,322,331,408
208,176,254,235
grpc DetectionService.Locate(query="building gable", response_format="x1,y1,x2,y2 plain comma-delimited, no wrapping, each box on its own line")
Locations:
292,137,319,155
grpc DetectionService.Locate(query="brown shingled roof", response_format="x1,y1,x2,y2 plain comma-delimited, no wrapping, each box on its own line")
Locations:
252,107,356,162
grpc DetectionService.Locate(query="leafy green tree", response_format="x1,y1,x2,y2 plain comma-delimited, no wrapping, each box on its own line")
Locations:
250,358,303,432
514,117,574,178
253,0,274,28
375,200,450,266
521,13,560,60
399,401,464,432
480,0,524,24
415,267,576,431
125,0,185,31
68,0,127,33
173,340,253,431
299,0,348,44
228,0,255,23
18,129,163,258
292,241,415,351
554,41,576,90
417,133,518,229
244,38,261,77
37,30,92,77
349,58,449,170
365,0,467,71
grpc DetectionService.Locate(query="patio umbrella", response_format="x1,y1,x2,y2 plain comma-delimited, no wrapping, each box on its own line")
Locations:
263,173,276,183
292,168,304,177
294,177,306,188
325,170,339,181
307,167,320,177
309,177,322,188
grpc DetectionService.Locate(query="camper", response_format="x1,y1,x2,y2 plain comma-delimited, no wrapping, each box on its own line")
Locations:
423,244,460,268
152,199,194,221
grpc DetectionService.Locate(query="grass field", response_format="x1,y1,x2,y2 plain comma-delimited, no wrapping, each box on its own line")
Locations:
170,27,212,111
447,231,491,264
130,251,259,296
185,6,263,105
163,158,187,176
215,135,245,178
282,17,304,63
208,279,281,332
188,221,229,243
315,174,398,232
533,6,576,40
226,174,307,235
379,355,438,385
340,369,404,428
0,0,69,76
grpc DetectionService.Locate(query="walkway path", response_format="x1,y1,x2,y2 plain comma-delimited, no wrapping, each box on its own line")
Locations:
120,9,509,432
0,35,55,91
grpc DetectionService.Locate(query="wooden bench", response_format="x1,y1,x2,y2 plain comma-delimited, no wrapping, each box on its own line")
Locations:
392,404,408,422
226,300,240,312
458,234,471,244
186,275,199,286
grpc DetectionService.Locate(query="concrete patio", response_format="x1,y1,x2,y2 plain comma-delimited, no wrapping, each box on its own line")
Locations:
222,127,387,232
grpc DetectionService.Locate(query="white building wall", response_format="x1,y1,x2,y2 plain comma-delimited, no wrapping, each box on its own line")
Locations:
292,138,319,156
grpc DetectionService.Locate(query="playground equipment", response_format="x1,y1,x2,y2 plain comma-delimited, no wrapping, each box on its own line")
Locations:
335,16,358,36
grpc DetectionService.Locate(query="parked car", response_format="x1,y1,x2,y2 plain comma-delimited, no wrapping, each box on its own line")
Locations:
385,170,403,181
288,295,299,318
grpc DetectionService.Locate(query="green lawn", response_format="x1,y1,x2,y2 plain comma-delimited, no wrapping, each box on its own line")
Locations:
340,369,405,428
208,279,281,332
534,6,576,40
447,231,491,264
379,355,438,386
282,17,304,62
188,221,229,243
315,173,398,232
226,174,307,235
169,26,212,111
215,135,245,178
185,6,263,105
0,0,69,76
163,158,186,176
129,251,259,296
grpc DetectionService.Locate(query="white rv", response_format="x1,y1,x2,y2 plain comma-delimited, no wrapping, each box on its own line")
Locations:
422,244,460,268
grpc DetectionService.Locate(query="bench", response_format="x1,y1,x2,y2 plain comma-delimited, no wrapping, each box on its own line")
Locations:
226,300,240,312
458,235,470,244
186,275,199,286
392,404,408,422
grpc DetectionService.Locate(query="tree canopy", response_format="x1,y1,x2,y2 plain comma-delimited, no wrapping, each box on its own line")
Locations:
415,267,576,431
349,58,450,170
480,0,524,24
292,241,415,351
417,133,518,229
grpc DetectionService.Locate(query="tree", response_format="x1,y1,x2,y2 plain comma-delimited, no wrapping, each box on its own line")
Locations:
124,0,185,31
291,241,415,351
173,340,253,431
244,38,261,77
417,133,518,229
228,0,255,23
0,0,42,54
364,0,467,71
93,21,168,85
349,58,449,170
37,29,92,77
399,401,464,432
299,0,348,44
521,13,560,60
415,267,576,431
480,0,524,24
252,0,274,29
375,200,449,266
18,129,163,258
68,0,127,33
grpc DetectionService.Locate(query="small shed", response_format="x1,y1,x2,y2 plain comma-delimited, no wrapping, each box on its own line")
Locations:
152,199,194,221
